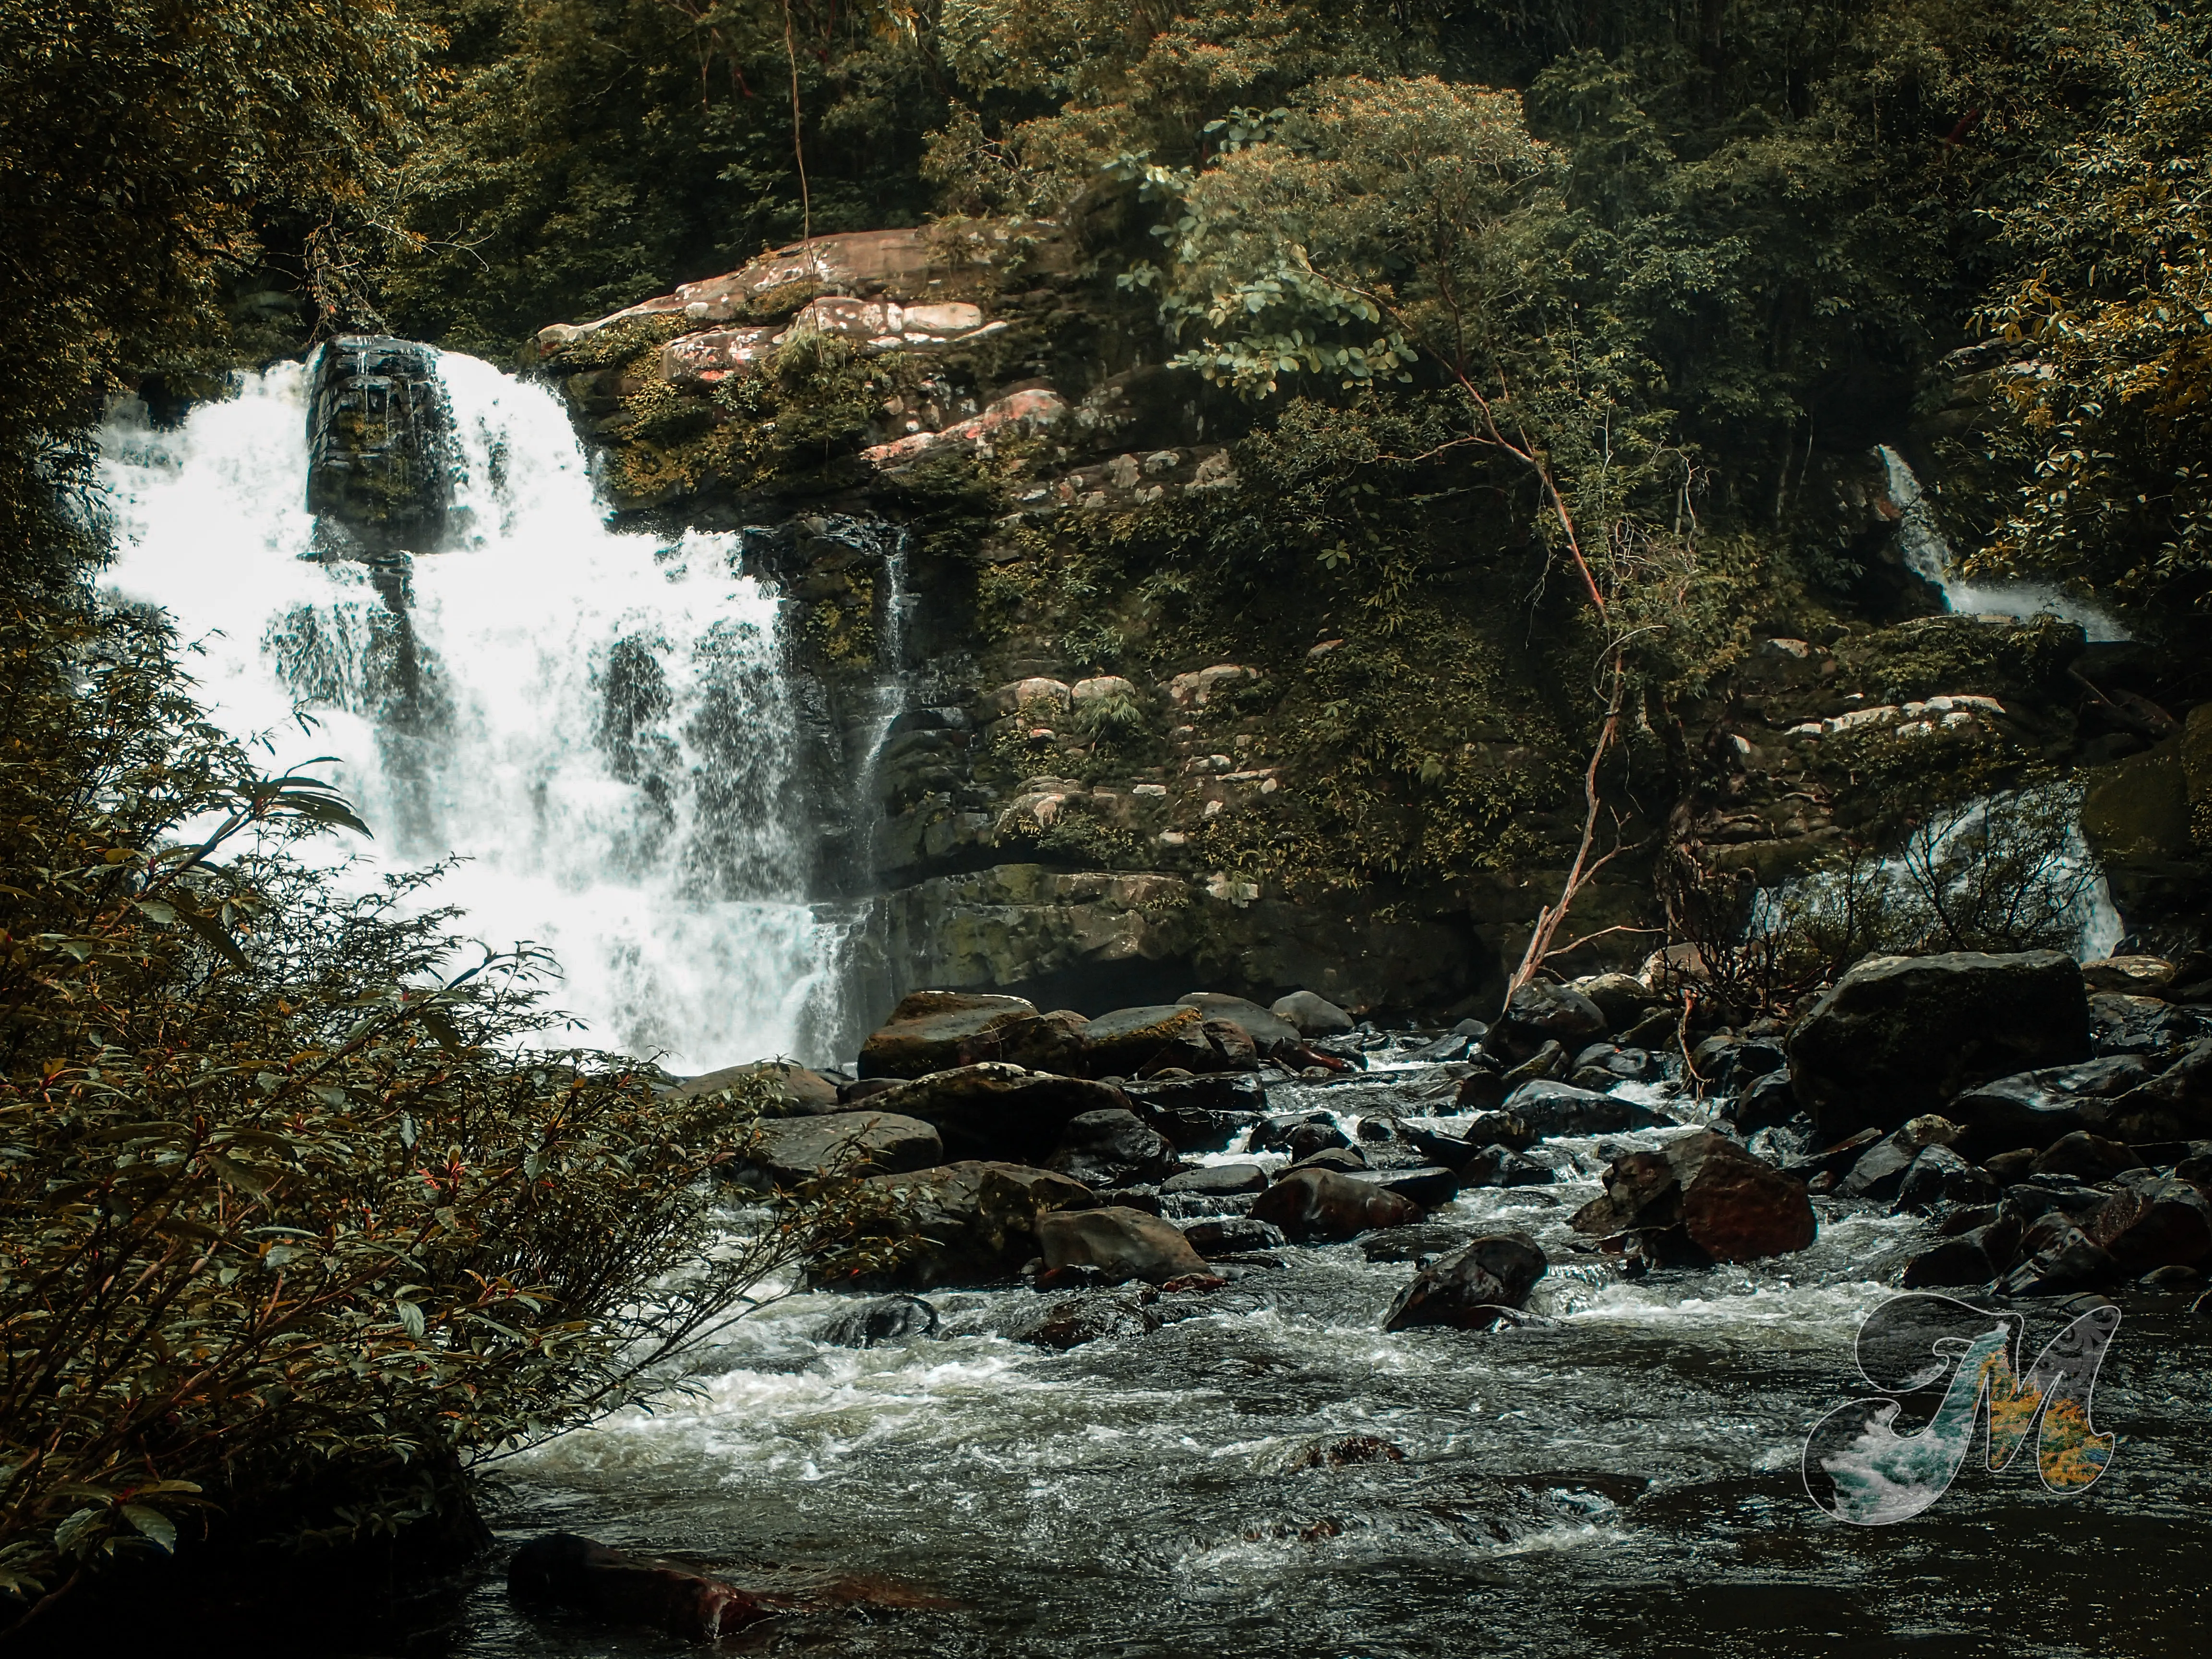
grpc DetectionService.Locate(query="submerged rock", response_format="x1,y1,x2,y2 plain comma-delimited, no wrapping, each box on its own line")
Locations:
1008,1289,1162,1349
815,1295,939,1348
1787,950,2092,1137
509,1533,766,1642
1285,1434,1406,1469
1382,1233,1548,1332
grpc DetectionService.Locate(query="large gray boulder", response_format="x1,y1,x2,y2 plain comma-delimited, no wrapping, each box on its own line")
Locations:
728,1110,942,1189
1251,1167,1421,1241
1497,980,1608,1057
1787,950,2092,1137
866,1063,1129,1162
1078,1004,1214,1075
857,992,1039,1079
1271,990,1355,1036
1945,1056,2150,1154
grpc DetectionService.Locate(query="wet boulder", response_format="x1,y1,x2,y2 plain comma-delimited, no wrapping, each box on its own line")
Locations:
1837,1115,1965,1201
1575,972,1658,1029
1894,1144,1999,1213
1251,1167,1422,1241
1160,1162,1269,1198
1572,1130,1816,1262
2032,1130,2146,1182
1046,1107,1182,1187
996,1009,1092,1073
1178,992,1302,1051
1945,1057,2150,1154
1271,990,1355,1036
1286,1123,1358,1164
857,992,1039,1078
1080,1004,1214,1076
1901,1215,2021,1288
1007,1289,1162,1350
1500,1080,1666,1139
868,1063,1128,1162
1999,1213,2122,1295
1786,950,2091,1137
728,1110,942,1189
1461,1144,1552,1188
1200,1018,1260,1070
815,1295,939,1347
1496,981,1608,1058
1122,1072,1267,1152
1382,1232,1548,1332
2081,955,2180,996
1350,1166,1462,1208
1359,1223,1476,1263
2105,1039,2212,1143
305,336,454,556
2084,1178,2212,1274
1453,1068,1511,1112
1180,1216,1288,1257
2090,992,2200,1056
1252,1112,1346,1154
508,1533,766,1642
666,1058,844,1114
1037,1204,1212,1285
1286,1434,1406,1469
835,1161,1095,1289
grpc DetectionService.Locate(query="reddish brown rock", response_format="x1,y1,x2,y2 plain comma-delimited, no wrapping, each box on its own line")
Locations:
1572,1130,1815,1263
510,1533,767,1642
1036,1204,1212,1285
1251,1167,1422,1242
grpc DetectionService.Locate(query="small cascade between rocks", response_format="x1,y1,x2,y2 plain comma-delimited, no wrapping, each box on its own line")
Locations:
96,346,861,1070
1875,445,2129,641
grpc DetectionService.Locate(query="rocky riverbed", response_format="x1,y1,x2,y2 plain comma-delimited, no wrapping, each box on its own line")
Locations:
414,949,2212,1656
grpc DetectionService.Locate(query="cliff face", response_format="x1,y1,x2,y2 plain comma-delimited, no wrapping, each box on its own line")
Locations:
517,225,2212,1023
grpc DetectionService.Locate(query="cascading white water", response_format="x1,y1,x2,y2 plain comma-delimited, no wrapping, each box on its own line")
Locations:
96,352,852,1071
1875,445,2129,641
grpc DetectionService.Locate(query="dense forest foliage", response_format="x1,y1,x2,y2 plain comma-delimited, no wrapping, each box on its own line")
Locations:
3,0,2209,1626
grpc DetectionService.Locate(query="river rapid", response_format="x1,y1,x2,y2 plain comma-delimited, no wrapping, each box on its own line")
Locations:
376,1065,2210,1659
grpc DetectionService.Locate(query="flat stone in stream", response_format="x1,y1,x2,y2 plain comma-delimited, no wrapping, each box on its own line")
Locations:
1382,1232,1548,1333
726,1109,941,1189
1161,1162,1269,1197
509,1533,767,1642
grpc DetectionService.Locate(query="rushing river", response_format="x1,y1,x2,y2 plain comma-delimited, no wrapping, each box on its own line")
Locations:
364,1068,2209,1659
91,367,2206,1659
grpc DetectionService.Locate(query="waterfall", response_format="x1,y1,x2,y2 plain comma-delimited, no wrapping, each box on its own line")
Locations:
96,352,854,1072
1875,445,2128,642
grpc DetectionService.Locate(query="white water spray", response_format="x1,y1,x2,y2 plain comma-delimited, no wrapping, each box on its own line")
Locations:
1875,445,2128,642
97,353,852,1071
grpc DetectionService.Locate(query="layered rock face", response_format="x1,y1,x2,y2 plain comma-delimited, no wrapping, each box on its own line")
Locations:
525,223,2212,1026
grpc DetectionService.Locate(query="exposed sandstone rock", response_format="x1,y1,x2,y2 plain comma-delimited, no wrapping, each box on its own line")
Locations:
1036,1205,1211,1285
